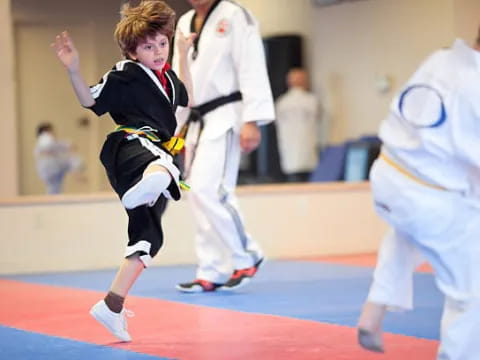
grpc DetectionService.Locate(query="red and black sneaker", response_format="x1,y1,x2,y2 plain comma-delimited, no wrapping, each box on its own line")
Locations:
219,258,264,291
176,279,223,293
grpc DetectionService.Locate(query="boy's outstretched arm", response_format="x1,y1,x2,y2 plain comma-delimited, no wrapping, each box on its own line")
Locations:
51,31,95,108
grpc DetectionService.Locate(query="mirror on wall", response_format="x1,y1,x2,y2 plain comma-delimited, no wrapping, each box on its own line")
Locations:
13,0,329,197
12,0,475,196
12,0,192,196
12,0,384,196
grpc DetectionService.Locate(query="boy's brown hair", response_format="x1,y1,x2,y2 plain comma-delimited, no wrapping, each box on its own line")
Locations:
114,0,176,58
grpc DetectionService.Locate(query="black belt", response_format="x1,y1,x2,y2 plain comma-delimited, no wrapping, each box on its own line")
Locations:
179,91,242,177
183,91,242,131
193,91,242,117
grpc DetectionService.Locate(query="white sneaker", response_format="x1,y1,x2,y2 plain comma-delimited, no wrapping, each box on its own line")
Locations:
121,172,166,209
89,300,132,342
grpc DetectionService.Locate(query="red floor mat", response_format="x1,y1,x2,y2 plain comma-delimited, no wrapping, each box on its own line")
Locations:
0,279,438,359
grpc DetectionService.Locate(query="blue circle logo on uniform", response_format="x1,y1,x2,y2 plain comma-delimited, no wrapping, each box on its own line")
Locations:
398,84,446,128
216,19,230,37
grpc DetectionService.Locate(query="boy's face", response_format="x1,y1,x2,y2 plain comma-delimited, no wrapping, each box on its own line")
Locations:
129,32,169,71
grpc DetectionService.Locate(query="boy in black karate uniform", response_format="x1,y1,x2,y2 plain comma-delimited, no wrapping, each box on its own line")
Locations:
51,0,195,342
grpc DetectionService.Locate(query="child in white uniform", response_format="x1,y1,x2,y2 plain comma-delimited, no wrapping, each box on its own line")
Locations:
34,123,83,194
357,29,480,360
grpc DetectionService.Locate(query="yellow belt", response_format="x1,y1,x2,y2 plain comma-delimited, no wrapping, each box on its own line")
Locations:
115,126,189,191
380,152,446,191
162,137,185,155
115,126,185,155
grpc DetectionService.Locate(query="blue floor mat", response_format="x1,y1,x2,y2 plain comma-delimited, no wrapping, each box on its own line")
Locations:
0,325,172,360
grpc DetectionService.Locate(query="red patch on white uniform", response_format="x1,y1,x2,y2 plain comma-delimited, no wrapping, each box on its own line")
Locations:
216,18,230,36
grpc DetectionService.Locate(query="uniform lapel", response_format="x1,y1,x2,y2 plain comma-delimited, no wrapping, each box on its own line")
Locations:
164,72,176,107
190,0,222,60
133,62,172,106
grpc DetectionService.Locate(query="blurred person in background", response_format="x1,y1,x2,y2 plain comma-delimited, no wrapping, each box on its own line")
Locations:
34,122,84,194
275,68,321,182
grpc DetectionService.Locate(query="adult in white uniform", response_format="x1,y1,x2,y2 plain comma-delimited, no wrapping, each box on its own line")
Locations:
357,32,480,360
173,0,275,292
275,68,320,182
34,123,83,194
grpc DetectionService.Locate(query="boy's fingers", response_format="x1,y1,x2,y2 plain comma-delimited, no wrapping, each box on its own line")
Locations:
61,32,73,47
55,35,62,47
51,34,67,54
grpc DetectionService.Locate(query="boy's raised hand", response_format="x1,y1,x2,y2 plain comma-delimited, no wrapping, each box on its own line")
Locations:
51,31,80,73
176,30,197,57
50,31,95,107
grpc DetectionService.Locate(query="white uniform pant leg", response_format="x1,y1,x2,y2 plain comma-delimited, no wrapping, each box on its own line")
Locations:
186,129,262,283
402,191,480,360
367,227,424,310
371,158,480,358
430,201,480,360
437,297,480,360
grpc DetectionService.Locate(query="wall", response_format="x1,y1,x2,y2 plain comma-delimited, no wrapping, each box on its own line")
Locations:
243,0,479,144
0,183,387,274
0,0,18,197
310,0,455,143
239,0,313,69
453,0,480,41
